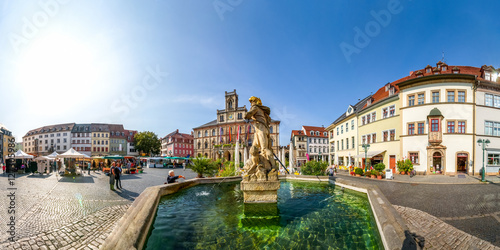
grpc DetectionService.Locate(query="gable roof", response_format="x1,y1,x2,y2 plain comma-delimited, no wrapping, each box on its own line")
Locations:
302,126,328,138
331,95,372,125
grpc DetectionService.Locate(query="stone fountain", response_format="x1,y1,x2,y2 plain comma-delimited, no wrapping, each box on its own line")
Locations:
240,96,280,203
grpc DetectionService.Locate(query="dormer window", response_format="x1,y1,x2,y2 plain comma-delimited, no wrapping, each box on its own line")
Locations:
425,65,432,73
389,87,395,95
415,71,423,78
433,68,440,75
367,98,372,106
310,131,314,136
442,66,447,71
316,131,319,136
452,66,460,74
485,73,491,81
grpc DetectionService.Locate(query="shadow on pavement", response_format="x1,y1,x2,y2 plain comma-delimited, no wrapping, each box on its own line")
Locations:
114,188,140,201
121,174,141,180
26,174,53,179
58,176,95,183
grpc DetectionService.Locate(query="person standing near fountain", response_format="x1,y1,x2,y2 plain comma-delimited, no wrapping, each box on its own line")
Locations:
109,162,116,191
165,170,185,184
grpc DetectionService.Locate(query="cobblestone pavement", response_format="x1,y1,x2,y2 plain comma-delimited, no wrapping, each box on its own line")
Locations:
0,167,198,248
0,204,130,250
396,205,500,250
337,173,500,247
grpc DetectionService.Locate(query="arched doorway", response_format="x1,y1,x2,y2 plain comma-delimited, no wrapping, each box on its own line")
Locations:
432,152,443,174
224,151,231,161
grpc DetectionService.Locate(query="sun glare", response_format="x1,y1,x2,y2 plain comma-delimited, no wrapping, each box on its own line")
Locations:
15,33,100,111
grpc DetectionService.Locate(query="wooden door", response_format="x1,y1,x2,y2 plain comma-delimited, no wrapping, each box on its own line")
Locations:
390,155,396,173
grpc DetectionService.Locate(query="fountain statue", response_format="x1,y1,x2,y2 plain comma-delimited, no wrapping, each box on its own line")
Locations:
240,96,280,203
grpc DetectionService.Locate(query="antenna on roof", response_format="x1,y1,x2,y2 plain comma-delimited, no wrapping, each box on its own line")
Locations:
441,51,446,63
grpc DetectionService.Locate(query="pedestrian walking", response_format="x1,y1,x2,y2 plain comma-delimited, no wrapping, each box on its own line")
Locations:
109,163,116,190
114,163,122,189
2,163,5,174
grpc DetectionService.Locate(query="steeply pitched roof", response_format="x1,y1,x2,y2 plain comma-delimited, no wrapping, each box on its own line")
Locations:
361,83,399,110
331,95,372,125
302,126,328,138
192,120,218,129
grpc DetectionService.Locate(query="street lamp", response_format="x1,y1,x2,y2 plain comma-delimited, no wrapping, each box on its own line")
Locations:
362,143,370,172
477,139,490,182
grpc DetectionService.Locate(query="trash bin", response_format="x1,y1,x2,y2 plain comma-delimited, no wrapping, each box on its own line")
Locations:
385,169,393,180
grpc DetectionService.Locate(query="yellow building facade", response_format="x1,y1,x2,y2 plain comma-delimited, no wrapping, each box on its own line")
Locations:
356,83,401,172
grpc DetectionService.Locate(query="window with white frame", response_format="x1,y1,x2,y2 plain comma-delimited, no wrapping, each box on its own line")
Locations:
409,152,419,164
389,105,395,117
485,121,500,136
485,94,500,108
346,122,349,132
351,120,354,130
383,107,388,118
371,112,376,122
488,153,500,165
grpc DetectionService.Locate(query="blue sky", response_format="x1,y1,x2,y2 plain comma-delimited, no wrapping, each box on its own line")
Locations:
1,0,499,144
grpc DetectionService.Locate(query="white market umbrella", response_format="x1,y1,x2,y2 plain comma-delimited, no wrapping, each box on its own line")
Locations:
35,156,51,161
56,148,90,159
56,148,90,172
47,151,59,159
8,150,34,159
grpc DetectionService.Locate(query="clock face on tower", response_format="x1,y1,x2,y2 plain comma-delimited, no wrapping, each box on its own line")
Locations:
228,114,234,120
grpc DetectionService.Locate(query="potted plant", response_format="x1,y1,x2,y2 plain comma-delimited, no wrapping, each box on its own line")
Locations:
18,164,26,174
190,157,219,178
365,171,371,178
370,169,377,179
396,160,406,175
377,171,383,179
354,167,363,177
350,171,355,176
405,159,414,175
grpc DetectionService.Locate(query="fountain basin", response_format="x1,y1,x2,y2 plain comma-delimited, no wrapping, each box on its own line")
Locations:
101,176,409,250
146,180,383,249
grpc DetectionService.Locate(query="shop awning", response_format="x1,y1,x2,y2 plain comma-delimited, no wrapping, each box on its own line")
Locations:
353,150,386,158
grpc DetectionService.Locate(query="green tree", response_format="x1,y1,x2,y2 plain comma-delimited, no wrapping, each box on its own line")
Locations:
301,160,328,176
134,131,161,156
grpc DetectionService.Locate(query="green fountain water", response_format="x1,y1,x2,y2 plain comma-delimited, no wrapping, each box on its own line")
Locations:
145,181,383,249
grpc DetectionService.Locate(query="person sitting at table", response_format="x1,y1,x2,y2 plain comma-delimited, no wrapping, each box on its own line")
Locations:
164,170,185,184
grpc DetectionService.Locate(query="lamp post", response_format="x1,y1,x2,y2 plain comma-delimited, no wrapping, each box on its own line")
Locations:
362,144,370,172
477,139,490,182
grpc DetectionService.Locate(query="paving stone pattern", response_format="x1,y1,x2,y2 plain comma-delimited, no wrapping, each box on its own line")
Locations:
337,173,500,247
396,205,500,250
0,168,198,249
0,204,129,250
